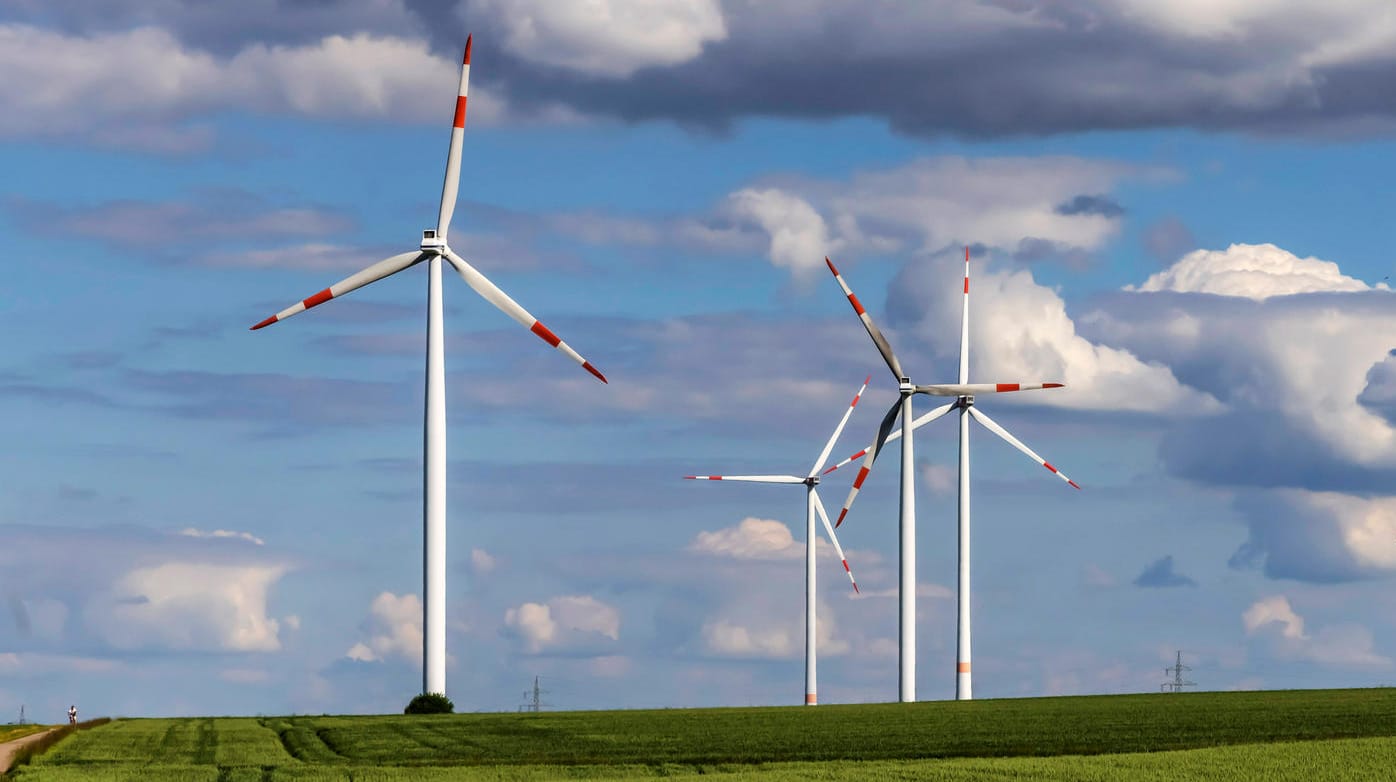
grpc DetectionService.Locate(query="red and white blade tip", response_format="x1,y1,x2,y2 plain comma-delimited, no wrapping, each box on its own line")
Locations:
1042,461,1082,490
463,35,472,64
250,315,277,330
684,476,721,480
825,256,839,275
842,559,859,593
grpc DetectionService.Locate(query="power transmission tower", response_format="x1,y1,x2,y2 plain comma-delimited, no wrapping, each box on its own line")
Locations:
1161,650,1195,693
519,676,548,713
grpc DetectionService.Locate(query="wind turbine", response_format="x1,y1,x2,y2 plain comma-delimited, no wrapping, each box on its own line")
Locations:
249,36,606,698
685,378,867,706
824,249,1078,701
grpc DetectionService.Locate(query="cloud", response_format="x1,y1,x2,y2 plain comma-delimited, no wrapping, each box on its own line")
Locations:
4,192,354,251
344,591,422,663
0,25,514,150
1081,245,1396,485
13,3,1396,140
466,0,726,77
1243,595,1391,667
1140,217,1197,264
85,563,288,652
688,517,803,561
1133,555,1197,588
180,528,266,546
1129,243,1376,300
504,594,620,654
1243,595,1306,639
1230,490,1396,583
726,188,838,282
470,547,496,575
889,254,1210,414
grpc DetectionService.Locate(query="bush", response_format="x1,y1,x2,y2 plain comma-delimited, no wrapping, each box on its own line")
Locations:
403,693,454,715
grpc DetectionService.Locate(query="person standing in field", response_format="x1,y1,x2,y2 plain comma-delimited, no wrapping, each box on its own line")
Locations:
67,705,76,725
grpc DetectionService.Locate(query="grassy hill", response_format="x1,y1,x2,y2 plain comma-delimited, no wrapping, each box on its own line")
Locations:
7,688,1396,780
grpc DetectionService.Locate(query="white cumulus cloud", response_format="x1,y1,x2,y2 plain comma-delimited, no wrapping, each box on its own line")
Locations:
344,592,422,663
504,594,620,653
86,563,288,652
688,517,803,560
468,0,727,77
1244,594,1390,667
1129,243,1376,300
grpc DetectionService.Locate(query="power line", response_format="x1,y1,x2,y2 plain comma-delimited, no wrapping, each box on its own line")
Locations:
1161,650,1196,693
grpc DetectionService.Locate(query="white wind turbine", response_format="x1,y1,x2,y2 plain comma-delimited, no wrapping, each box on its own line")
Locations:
250,36,606,698
685,378,867,706
823,249,1078,701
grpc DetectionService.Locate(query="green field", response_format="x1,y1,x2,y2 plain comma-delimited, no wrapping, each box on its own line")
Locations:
7,688,1396,780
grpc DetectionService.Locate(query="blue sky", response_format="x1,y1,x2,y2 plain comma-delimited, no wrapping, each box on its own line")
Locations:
5,0,1396,719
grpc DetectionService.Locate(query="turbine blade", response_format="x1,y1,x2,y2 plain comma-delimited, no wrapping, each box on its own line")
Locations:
812,489,859,593
960,245,970,385
826,257,905,381
968,406,1080,489
250,250,425,329
914,383,1065,396
809,375,871,477
442,249,606,383
436,35,472,237
834,397,902,527
823,402,955,475
683,475,805,484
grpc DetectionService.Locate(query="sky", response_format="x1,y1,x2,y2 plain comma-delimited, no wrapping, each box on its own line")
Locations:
4,0,1396,719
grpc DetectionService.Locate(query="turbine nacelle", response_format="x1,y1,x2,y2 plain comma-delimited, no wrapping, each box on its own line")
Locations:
420,229,447,254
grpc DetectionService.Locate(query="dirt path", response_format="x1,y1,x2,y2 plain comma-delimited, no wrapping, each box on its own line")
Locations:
0,728,58,773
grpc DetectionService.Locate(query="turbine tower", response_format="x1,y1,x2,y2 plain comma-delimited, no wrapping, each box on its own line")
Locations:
824,248,1078,701
249,36,606,697
685,378,866,705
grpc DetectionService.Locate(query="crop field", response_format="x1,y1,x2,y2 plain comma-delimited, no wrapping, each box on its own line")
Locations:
0,727,49,745
6,688,1396,780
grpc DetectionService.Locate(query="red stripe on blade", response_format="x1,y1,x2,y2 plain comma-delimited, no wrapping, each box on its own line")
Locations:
848,294,865,315
453,95,468,128
250,315,277,330
964,278,969,294
583,361,607,384
825,257,840,275
303,289,333,308
836,509,848,527
852,466,871,489
1044,383,1064,388
1068,479,1082,489
1044,462,1059,474
996,383,1020,392
530,320,562,347
463,35,472,64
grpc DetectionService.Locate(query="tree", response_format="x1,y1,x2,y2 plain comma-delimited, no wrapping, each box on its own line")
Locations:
404,693,454,714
